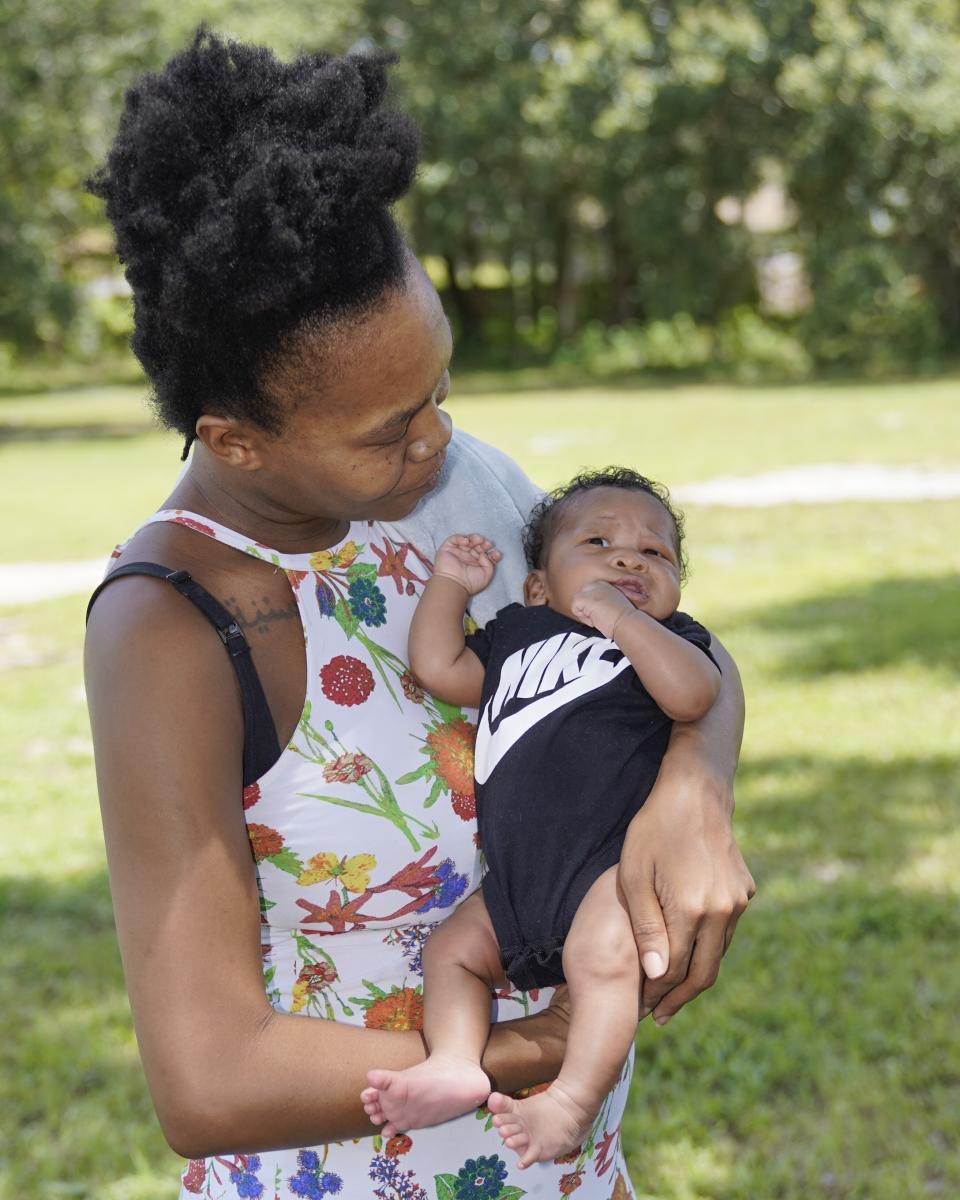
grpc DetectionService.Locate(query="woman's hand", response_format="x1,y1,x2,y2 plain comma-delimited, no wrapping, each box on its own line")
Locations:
617,635,755,1025
433,533,501,596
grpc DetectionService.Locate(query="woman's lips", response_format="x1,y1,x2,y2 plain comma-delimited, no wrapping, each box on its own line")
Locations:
612,578,649,605
401,456,445,496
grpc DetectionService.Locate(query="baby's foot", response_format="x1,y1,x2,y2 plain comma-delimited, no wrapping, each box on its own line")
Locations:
362,1056,491,1136
487,1083,593,1168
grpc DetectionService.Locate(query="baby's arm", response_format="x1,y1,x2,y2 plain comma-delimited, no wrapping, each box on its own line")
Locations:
572,583,720,722
408,533,499,708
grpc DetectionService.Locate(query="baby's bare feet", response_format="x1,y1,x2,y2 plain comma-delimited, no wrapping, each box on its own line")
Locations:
363,1056,491,1136
488,1083,593,1168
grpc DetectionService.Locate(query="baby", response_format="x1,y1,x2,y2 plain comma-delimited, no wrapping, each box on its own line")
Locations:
361,467,721,1166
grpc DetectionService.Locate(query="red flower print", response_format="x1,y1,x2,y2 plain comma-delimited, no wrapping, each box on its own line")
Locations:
302,962,338,985
400,671,425,705
182,1159,205,1193
320,655,375,706
385,1134,413,1158
594,1126,618,1176
559,1168,585,1194
242,782,261,810
248,823,284,862
554,1148,581,1164
171,516,216,537
611,1171,630,1200
425,718,476,796
323,752,374,784
363,986,423,1031
371,539,426,594
286,568,309,594
450,790,476,821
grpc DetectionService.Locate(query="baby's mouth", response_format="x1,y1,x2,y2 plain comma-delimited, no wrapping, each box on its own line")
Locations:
611,578,649,606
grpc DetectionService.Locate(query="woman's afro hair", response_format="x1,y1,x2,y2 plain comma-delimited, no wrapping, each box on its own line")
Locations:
522,466,689,581
88,28,419,453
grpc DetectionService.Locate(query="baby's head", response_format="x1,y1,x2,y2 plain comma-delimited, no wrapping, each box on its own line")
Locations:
522,467,688,622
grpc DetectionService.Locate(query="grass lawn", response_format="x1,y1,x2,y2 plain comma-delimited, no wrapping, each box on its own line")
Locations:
2,374,958,1199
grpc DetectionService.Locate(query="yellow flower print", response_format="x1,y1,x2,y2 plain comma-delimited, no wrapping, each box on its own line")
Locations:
336,541,359,567
297,851,377,892
309,549,335,571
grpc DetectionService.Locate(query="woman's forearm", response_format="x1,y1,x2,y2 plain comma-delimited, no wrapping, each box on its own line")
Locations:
656,634,744,812
158,996,563,1158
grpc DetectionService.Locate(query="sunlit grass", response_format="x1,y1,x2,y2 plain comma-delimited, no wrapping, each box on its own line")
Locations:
2,375,958,1198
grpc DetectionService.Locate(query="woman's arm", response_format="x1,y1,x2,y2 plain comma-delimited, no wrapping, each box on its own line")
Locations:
86,579,564,1158
616,635,755,1024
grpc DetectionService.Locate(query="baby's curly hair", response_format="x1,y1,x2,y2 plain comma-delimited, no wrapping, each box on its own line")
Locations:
522,466,689,581
88,29,419,456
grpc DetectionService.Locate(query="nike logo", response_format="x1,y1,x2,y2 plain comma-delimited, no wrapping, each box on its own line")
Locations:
474,632,631,784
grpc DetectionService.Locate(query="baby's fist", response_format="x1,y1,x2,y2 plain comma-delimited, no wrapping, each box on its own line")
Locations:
570,580,633,638
433,533,502,596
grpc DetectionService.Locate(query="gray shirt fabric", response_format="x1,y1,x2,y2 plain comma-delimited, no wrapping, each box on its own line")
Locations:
382,428,544,628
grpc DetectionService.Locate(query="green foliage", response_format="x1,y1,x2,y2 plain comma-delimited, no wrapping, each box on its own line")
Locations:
6,0,960,370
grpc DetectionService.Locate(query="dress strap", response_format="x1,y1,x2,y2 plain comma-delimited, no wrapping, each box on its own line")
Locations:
86,562,281,787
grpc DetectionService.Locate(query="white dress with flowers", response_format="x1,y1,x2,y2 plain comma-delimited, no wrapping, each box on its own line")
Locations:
120,506,635,1200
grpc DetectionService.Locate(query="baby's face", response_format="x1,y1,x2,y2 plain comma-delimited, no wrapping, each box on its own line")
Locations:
527,487,682,621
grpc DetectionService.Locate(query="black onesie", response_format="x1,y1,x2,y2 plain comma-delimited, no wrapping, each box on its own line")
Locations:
465,603,716,990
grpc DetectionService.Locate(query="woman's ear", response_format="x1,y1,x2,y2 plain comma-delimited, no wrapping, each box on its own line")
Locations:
524,570,549,607
195,414,265,470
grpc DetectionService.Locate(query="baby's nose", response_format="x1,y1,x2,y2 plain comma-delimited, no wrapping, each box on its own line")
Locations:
612,546,645,569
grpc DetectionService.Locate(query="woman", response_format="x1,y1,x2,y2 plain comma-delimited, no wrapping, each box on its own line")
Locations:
85,31,753,1200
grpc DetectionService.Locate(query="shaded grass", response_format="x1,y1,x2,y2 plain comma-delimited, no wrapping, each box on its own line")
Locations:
3,378,959,1198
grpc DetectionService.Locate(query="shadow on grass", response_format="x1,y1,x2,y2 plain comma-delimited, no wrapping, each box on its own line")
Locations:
736,751,959,885
736,573,960,677
0,422,155,443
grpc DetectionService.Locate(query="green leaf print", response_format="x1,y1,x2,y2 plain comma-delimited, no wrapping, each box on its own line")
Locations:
498,1188,527,1200
394,762,433,785
333,597,360,639
423,776,444,808
347,561,379,583
434,1174,457,1200
267,847,304,877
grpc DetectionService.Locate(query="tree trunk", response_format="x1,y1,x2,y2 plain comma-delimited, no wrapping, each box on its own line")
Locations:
443,252,481,343
554,208,578,337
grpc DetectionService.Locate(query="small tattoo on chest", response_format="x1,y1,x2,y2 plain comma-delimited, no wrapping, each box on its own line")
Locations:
225,594,298,635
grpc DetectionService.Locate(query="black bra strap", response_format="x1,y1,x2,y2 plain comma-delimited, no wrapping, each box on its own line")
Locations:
87,562,282,788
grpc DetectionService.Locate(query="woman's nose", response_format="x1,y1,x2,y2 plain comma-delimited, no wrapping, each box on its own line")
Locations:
407,406,452,463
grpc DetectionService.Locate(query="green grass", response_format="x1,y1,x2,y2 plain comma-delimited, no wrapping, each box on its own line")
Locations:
2,374,958,1198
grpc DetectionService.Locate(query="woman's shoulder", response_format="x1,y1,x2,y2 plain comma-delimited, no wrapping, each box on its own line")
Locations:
383,431,543,626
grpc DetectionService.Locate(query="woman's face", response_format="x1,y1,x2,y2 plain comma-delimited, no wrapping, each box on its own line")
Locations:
251,261,454,526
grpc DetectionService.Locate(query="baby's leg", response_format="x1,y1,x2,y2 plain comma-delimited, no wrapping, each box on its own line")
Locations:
489,866,639,1167
362,889,506,1135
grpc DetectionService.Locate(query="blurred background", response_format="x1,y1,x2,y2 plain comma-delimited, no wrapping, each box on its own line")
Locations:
1,2,958,1198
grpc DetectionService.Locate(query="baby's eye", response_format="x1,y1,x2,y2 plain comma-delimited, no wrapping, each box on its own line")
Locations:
644,548,664,558
586,536,610,547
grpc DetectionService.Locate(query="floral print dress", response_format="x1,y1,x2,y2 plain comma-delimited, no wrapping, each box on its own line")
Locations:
123,510,635,1200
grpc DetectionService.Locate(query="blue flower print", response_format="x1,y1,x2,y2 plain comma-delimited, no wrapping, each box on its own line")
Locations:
316,579,336,616
418,859,468,913
348,576,387,627
230,1156,264,1199
453,1155,508,1200
369,1153,428,1200
289,1156,343,1198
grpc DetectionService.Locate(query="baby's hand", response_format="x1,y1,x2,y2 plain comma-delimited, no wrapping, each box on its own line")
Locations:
433,534,502,596
570,580,635,639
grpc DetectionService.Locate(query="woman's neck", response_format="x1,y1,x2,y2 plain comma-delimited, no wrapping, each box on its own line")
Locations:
164,448,350,554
